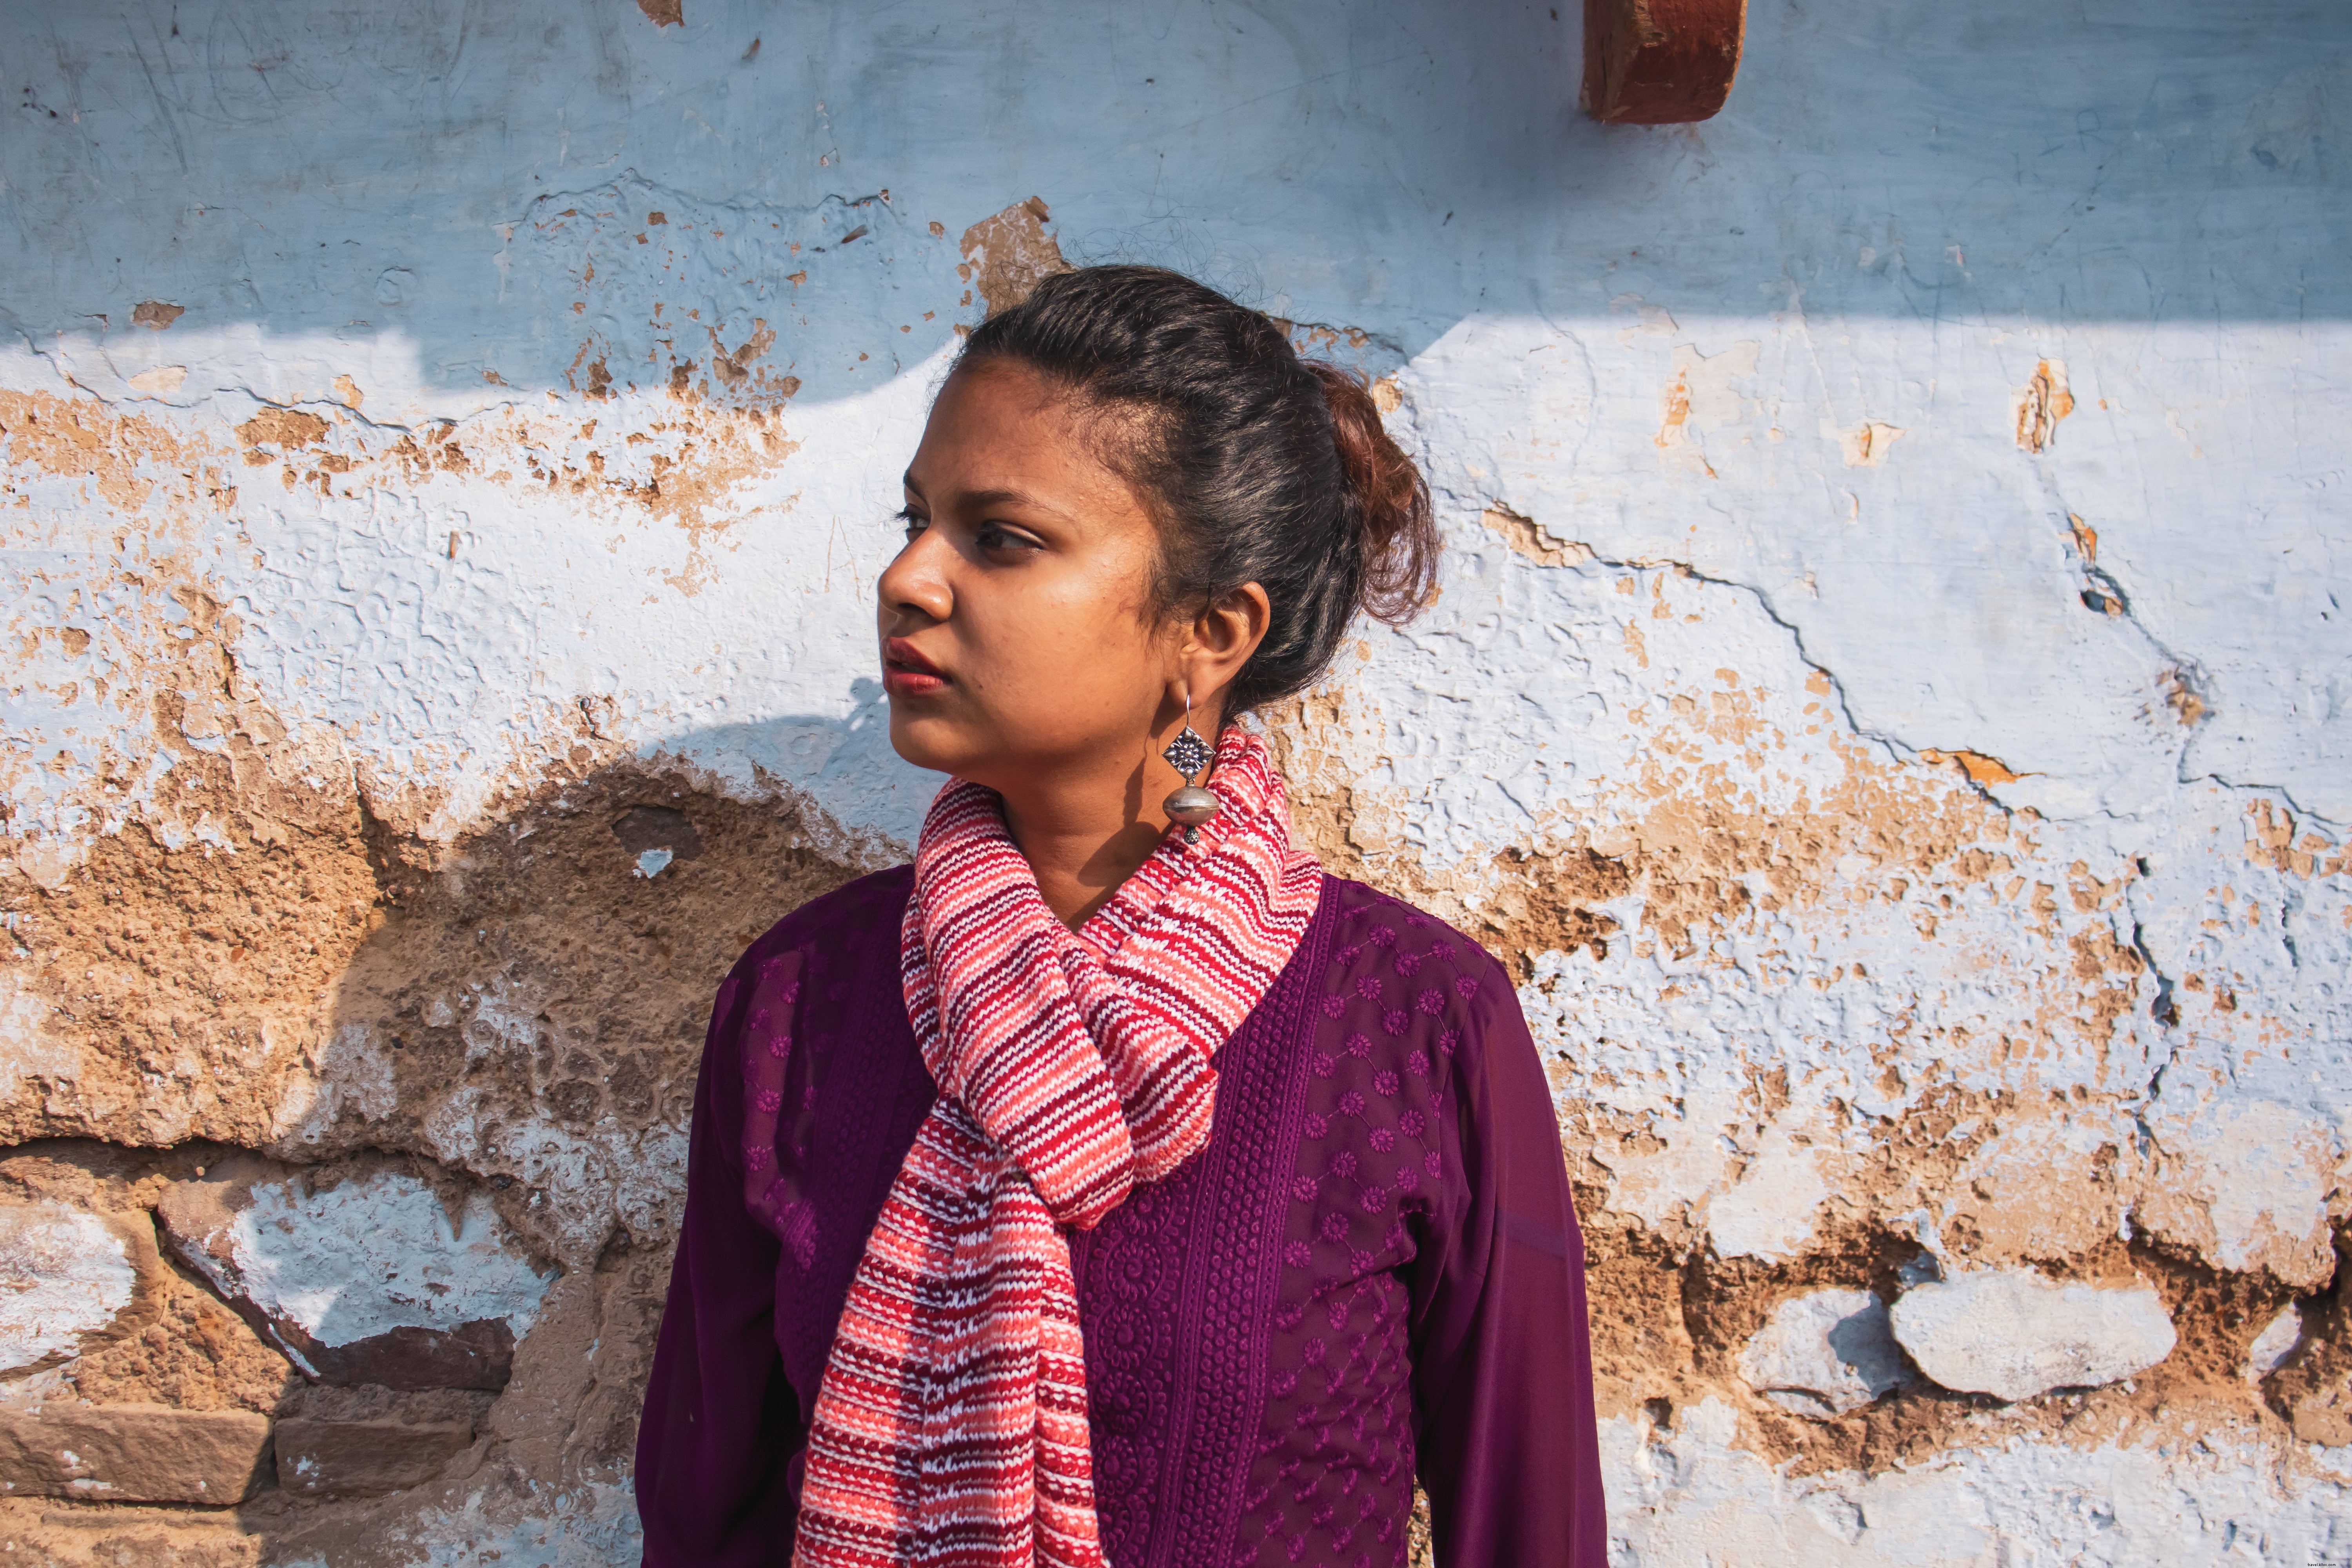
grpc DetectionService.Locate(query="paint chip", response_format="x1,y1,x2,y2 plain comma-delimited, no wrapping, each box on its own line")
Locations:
131,301,184,330
1920,749,2027,785
236,408,329,450
1831,419,1905,467
2067,514,2098,563
2014,359,2074,452
2161,667,2209,726
1481,504,1593,568
960,197,1068,316
1654,341,1757,475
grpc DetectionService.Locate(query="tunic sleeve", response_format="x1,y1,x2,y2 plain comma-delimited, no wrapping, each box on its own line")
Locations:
636,956,803,1567
1410,957,1608,1568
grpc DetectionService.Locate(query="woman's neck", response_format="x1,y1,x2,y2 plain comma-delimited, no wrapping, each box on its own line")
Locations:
997,710,1224,929
1002,793,1168,929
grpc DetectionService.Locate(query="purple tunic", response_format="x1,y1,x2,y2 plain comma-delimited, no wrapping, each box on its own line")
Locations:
636,867,1605,1567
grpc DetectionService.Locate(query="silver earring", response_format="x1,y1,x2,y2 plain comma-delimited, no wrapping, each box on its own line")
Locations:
1160,690,1222,846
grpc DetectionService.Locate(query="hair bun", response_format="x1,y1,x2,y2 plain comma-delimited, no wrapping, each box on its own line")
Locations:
1304,363,1439,625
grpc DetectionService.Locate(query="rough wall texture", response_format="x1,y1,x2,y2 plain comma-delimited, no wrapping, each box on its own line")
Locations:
2,0,2347,1561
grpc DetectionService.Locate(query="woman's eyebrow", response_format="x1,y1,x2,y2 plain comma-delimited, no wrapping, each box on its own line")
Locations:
951,486,1075,523
900,474,1067,523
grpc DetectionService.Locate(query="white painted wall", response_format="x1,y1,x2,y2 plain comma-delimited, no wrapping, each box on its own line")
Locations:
2,0,2347,1560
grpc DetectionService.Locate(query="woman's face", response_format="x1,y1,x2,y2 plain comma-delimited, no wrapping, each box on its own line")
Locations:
877,362,1182,798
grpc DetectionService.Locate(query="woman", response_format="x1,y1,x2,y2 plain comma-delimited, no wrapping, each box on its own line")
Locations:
635,266,1605,1567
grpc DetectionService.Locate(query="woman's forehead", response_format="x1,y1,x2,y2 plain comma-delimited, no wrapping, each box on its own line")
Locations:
909,367,1144,523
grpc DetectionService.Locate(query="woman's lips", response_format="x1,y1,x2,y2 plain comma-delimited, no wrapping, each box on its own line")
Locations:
882,637,950,697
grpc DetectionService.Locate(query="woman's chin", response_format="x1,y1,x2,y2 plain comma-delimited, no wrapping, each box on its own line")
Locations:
886,711,980,777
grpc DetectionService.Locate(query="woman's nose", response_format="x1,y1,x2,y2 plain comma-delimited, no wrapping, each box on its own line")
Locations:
877,527,953,626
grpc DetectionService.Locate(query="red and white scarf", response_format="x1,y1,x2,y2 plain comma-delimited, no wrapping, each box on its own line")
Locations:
791,729,1321,1568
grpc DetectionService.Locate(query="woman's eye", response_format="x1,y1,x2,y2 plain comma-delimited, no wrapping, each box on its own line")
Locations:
896,508,926,539
978,524,1040,554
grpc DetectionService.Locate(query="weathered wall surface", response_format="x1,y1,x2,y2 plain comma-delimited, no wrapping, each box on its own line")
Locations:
2,0,2347,1561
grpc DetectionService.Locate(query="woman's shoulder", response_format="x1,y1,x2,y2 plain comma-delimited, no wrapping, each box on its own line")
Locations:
1308,875,1519,1047
740,862,914,966
1308,877,1558,1183
696,866,924,1193
706,865,913,1036
1314,875,1513,988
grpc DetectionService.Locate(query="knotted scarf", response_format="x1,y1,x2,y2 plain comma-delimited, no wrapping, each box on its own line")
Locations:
791,728,1322,1567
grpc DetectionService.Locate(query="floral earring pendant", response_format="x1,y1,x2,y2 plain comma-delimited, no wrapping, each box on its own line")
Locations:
1160,690,1222,846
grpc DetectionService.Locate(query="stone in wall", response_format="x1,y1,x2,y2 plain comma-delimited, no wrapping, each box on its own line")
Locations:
0,1201,135,1371
273,1416,476,1498
2252,1259,2352,1447
2245,1305,2303,1385
1735,1288,1911,1417
155,1155,555,1390
1889,1268,2178,1402
0,1146,296,1417
0,1402,273,1503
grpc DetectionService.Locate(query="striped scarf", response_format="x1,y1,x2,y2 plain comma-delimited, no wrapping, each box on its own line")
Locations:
791,728,1321,1568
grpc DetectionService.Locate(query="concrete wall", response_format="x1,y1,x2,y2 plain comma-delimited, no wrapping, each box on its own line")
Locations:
2,0,2347,1561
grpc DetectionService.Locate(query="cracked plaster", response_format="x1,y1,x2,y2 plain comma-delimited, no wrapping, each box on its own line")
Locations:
0,0,2347,1560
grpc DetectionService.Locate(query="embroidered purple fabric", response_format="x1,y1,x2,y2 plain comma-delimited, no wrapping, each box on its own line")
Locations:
636,867,1605,1568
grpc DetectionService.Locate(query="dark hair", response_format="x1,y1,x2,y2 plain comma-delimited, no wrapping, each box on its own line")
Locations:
956,265,1440,712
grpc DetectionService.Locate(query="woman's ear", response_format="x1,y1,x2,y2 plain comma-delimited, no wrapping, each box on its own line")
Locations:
1181,581,1271,717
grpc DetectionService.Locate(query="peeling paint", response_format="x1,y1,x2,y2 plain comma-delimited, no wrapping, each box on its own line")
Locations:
960,196,1070,316
2014,358,2075,453
1,0,2346,1559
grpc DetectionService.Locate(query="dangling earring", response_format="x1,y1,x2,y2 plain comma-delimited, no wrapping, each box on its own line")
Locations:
1160,688,1223,847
